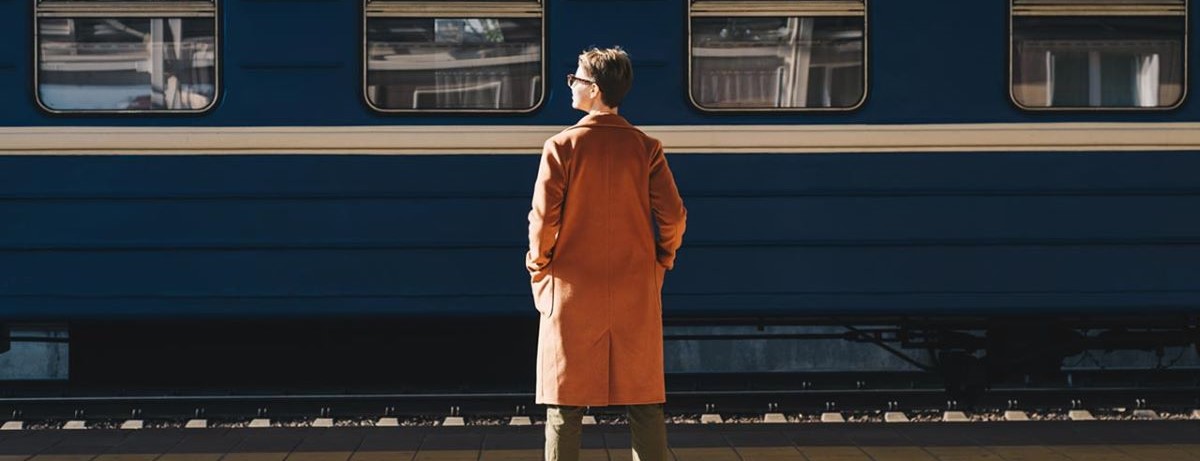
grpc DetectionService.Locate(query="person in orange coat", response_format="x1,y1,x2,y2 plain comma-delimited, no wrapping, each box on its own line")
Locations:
527,47,687,461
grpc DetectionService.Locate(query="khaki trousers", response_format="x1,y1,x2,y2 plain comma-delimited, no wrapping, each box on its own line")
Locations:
545,404,668,461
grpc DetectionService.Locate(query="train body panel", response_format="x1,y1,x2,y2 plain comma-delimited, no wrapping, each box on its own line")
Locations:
0,0,1193,125
0,0,1198,323
4,151,1200,320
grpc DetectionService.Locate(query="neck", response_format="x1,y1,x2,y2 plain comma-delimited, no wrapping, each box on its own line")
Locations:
588,107,619,116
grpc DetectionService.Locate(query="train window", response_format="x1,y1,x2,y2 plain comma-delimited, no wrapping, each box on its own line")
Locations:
34,2,218,113
1011,0,1187,110
364,1,544,113
688,0,867,111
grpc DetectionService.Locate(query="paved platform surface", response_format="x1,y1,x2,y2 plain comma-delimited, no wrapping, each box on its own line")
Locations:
2,422,1200,461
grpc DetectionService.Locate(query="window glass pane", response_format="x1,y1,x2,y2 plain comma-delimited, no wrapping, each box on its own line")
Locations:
691,16,864,109
38,18,216,111
366,18,542,111
1012,16,1184,108
39,0,213,2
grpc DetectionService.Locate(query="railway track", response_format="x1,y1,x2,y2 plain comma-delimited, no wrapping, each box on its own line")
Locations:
1,384,1197,429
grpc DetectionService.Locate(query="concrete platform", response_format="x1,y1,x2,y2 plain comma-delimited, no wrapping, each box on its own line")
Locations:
1,421,1199,461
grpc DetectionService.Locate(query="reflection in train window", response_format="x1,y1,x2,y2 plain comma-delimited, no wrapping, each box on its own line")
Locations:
37,18,216,112
365,18,542,111
691,16,864,109
1013,17,1184,108
688,0,866,111
1010,1,1187,110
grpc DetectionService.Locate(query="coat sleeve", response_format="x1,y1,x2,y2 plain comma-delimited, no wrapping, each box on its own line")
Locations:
527,138,568,277
649,141,687,270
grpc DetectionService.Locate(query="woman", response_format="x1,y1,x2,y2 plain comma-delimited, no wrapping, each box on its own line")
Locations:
527,47,687,461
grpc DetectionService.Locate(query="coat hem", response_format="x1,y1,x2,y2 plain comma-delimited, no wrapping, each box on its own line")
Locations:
535,398,667,407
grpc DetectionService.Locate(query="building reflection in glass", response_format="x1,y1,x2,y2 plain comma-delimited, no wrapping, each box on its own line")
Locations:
38,18,216,111
691,16,864,109
1013,16,1184,108
367,18,542,111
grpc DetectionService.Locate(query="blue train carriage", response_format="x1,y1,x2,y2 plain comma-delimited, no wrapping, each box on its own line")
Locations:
0,0,1196,388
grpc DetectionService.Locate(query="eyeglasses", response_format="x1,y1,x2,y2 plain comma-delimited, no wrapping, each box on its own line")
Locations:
566,74,595,87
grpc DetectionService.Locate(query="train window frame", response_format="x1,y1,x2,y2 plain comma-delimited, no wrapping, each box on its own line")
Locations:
33,0,220,115
362,0,546,114
1009,0,1189,112
686,0,869,113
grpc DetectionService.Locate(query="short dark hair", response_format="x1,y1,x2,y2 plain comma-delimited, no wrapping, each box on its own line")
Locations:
578,47,633,108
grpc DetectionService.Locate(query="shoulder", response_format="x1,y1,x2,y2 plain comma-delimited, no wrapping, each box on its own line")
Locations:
641,132,663,152
544,129,574,149
611,120,661,151
625,128,662,156
542,129,582,159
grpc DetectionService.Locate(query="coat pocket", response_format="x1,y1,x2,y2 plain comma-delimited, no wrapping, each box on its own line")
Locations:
531,269,555,317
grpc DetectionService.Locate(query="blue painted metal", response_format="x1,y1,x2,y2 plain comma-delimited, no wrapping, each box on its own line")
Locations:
2,1,1199,320
0,0,1193,125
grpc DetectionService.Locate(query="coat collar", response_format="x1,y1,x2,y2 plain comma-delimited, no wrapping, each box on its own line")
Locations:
567,113,639,131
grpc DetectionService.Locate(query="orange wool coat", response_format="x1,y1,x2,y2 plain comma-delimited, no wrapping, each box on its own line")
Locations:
527,113,687,407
